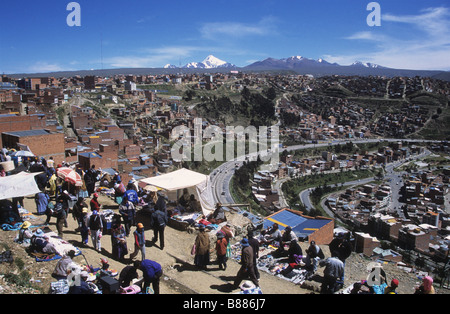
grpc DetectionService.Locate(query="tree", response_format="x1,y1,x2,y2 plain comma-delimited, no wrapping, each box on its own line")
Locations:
264,87,277,101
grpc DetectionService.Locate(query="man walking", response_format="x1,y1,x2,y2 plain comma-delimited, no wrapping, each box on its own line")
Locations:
87,210,103,252
233,238,259,289
151,207,168,250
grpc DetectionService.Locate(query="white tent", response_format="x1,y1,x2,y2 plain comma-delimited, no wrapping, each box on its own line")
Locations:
0,172,42,200
140,168,216,216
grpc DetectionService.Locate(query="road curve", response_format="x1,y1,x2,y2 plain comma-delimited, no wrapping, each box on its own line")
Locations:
209,138,438,210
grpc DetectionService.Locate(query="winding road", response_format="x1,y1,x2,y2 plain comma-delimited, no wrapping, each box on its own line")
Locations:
209,138,436,218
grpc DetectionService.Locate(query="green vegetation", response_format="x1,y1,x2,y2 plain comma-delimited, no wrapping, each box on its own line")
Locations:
282,169,375,213
230,158,265,215
195,86,277,127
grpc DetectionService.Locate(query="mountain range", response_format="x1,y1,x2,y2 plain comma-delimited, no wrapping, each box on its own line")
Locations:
164,55,236,69
160,55,448,80
6,55,450,81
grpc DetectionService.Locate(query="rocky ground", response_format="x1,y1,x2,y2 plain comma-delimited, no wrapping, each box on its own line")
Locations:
0,193,448,295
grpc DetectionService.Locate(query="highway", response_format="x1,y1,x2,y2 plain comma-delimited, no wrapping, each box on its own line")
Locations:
209,138,437,215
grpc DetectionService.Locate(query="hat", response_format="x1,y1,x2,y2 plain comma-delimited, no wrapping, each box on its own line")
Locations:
21,221,31,229
217,231,225,239
240,238,249,247
93,193,98,198
82,207,88,214
92,210,98,215
240,281,256,291
34,229,44,237
391,279,399,287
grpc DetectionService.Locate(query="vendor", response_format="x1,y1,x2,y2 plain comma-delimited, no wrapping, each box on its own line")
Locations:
52,250,77,280
29,229,58,255
187,194,200,213
178,188,190,210
15,221,34,246
279,226,298,251
262,223,282,244
208,203,226,224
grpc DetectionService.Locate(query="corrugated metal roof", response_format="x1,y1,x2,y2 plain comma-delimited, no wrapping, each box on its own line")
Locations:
263,209,332,238
3,129,49,137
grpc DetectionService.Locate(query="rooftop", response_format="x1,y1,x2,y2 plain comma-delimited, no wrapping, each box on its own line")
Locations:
2,129,49,137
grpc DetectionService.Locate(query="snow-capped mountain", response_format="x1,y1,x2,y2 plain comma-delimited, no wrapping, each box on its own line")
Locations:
181,55,235,69
246,56,337,69
163,64,177,69
351,61,385,69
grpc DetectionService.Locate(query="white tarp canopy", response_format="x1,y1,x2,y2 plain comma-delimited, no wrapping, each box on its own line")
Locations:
0,171,41,200
140,168,216,216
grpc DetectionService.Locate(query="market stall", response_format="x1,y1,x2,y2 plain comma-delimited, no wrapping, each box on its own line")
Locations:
139,168,216,230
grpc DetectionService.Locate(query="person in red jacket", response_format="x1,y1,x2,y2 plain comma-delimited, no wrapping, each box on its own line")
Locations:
214,232,228,270
90,193,101,212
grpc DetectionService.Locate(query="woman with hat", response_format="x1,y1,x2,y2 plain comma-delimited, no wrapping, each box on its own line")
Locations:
111,222,128,261
15,221,33,246
214,231,228,270
194,224,210,270
233,238,259,289
72,197,88,230
80,207,89,245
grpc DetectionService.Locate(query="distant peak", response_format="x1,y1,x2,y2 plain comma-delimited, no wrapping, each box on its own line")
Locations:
179,55,235,69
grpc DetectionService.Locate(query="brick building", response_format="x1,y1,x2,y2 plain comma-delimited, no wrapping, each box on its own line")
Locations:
1,129,65,163
368,213,404,242
354,232,380,257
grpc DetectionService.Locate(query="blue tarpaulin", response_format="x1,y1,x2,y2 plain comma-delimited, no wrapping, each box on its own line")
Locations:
263,209,332,239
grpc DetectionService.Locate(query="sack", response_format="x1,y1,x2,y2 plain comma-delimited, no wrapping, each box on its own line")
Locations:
191,244,197,256
226,242,231,258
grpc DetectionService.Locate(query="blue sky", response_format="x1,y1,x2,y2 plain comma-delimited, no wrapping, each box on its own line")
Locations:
1,0,449,74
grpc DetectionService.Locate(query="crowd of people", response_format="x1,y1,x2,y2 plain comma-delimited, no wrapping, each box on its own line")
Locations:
2,152,440,295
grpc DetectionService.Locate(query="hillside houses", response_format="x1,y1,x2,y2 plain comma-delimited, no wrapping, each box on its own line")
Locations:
325,163,450,262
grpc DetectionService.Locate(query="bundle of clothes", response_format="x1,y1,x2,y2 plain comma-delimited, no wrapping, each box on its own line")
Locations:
229,230,310,286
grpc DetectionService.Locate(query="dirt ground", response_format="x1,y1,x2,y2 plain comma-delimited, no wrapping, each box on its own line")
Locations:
0,193,448,295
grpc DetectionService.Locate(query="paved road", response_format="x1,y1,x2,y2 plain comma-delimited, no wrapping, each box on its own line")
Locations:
209,138,436,214
297,149,432,219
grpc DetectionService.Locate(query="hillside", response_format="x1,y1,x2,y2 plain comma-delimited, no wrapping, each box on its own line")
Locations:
0,194,448,295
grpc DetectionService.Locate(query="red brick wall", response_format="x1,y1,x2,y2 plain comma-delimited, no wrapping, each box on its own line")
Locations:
308,217,335,245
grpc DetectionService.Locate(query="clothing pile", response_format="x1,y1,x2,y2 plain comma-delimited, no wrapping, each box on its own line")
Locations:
101,209,118,230
171,212,201,226
257,254,308,285
47,232,80,255
98,187,115,199
1,208,46,231
229,234,310,286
